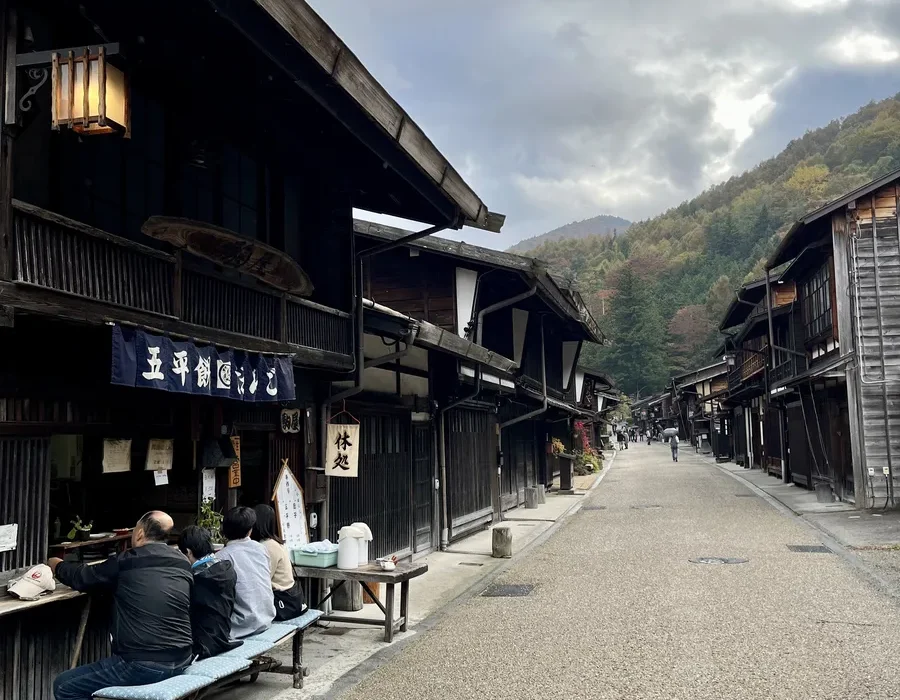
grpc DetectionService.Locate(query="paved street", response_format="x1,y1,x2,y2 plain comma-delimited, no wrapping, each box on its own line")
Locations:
335,445,900,700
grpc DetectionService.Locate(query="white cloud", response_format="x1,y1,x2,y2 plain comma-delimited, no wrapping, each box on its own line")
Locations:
311,0,900,247
829,31,900,65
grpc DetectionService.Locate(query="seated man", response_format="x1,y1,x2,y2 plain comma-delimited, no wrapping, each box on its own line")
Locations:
50,511,193,700
216,506,276,639
177,525,241,659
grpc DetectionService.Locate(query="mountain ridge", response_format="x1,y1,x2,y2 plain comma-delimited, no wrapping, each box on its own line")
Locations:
507,214,632,254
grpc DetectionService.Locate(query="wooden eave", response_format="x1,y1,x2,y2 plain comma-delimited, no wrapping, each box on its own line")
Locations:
227,0,503,232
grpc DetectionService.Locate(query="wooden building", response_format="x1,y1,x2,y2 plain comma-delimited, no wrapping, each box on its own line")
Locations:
354,221,604,543
671,362,728,454
0,1,501,697
764,169,900,506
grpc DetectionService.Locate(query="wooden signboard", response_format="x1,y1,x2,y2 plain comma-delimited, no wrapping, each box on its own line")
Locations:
228,436,241,489
272,459,309,551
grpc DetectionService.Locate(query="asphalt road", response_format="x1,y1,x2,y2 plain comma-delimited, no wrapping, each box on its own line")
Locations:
335,445,900,700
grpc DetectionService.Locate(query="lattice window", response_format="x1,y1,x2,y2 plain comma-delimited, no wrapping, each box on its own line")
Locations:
802,263,832,340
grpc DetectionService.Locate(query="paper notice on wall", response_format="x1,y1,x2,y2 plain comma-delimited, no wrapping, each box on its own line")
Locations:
146,439,174,471
325,423,360,478
154,469,169,487
202,469,216,502
103,439,132,473
0,524,18,552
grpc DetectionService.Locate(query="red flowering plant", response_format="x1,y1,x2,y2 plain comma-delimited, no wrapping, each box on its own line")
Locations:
573,421,603,474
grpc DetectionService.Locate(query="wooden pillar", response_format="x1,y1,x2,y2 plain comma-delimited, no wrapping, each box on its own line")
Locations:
832,210,868,506
0,2,15,282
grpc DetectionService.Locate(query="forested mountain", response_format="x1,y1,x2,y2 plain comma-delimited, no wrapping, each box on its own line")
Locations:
533,94,900,395
507,214,631,254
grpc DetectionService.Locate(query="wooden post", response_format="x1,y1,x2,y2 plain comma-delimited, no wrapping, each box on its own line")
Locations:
0,3,15,282
172,250,183,318
492,526,513,558
832,210,868,506
70,597,92,669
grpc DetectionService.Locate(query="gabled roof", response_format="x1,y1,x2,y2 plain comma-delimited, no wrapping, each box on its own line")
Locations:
355,220,604,343
673,361,728,389
719,278,767,331
578,366,616,391
769,167,900,267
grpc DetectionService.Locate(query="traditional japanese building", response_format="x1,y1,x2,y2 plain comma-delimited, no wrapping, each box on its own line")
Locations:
764,169,900,506
0,1,501,697
354,221,604,543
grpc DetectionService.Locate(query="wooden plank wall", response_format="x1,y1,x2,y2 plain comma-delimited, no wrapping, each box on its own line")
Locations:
850,186,900,504
366,251,455,330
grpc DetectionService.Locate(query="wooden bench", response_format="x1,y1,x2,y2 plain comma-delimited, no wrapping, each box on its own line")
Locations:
93,609,322,700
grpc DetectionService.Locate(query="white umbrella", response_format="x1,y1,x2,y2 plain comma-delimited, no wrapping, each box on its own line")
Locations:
663,427,679,437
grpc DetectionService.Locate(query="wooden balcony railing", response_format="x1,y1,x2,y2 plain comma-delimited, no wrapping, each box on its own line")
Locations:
11,201,352,358
728,347,767,390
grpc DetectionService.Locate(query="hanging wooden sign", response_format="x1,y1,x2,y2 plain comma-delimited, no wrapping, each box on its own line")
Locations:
228,436,241,488
272,459,309,550
325,424,360,478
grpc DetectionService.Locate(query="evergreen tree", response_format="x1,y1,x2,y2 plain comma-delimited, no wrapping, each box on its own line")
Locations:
598,264,668,395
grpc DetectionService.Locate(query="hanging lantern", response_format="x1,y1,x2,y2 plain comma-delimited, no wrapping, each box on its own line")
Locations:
51,46,129,135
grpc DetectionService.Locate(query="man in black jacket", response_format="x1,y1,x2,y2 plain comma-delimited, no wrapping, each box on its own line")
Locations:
49,511,193,700
177,525,241,659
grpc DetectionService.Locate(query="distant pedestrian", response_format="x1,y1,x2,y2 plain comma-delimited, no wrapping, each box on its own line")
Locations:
617,431,626,451
646,429,651,446
669,434,679,462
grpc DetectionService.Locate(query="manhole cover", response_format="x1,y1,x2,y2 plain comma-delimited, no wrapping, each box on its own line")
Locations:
583,505,607,511
458,562,484,567
689,557,749,565
631,504,662,510
787,544,832,554
482,584,535,597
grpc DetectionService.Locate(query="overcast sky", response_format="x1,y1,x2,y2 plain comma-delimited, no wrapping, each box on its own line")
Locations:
309,0,900,250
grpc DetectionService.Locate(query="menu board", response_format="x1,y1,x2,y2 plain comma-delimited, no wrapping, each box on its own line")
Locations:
146,439,174,471
272,460,309,551
102,439,132,473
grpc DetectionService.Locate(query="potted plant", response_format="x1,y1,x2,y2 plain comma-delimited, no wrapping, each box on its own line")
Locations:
67,516,93,541
196,498,224,548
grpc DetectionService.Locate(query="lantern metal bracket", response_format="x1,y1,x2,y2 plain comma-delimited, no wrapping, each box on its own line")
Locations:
17,67,48,113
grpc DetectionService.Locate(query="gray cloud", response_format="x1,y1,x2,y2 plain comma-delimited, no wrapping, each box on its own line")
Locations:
309,0,900,248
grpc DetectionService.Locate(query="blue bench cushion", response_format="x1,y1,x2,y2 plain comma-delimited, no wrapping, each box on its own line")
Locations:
184,656,251,680
219,640,277,659
93,674,210,700
248,623,296,644
279,609,323,629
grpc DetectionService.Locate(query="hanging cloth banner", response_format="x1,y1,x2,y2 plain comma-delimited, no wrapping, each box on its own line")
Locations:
325,423,360,478
111,325,295,402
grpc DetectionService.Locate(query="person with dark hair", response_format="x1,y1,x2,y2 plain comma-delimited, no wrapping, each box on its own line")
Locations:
216,506,275,639
48,511,193,700
178,526,240,659
252,504,307,620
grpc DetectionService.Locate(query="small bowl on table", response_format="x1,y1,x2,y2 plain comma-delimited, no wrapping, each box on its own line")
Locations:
376,558,396,571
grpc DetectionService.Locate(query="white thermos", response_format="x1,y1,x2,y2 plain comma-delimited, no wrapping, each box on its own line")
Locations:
351,522,373,565
337,525,365,570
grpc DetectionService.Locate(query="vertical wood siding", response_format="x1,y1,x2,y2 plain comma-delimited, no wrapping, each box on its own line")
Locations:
445,407,495,539
328,411,413,558
0,438,50,572
852,187,900,503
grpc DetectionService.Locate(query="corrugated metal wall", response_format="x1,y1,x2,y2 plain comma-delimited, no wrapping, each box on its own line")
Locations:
0,438,50,572
852,187,900,504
